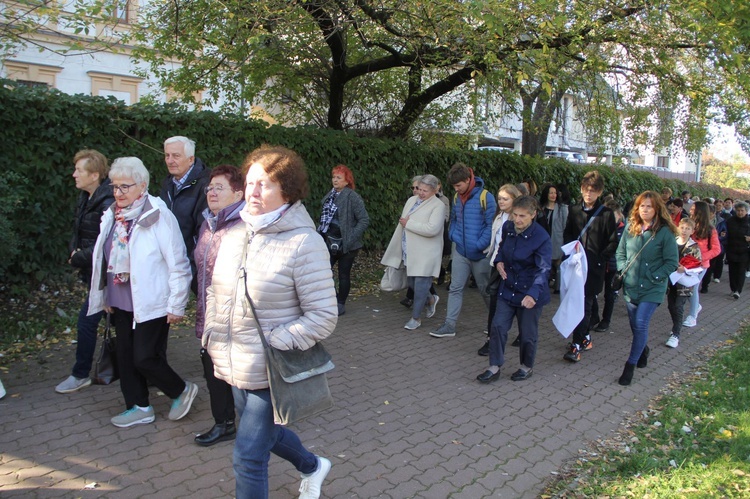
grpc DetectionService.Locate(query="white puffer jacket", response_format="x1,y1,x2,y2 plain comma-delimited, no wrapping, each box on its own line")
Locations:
202,201,338,390
88,195,191,323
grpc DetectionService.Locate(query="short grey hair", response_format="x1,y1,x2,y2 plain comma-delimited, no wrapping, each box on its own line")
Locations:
164,136,196,157
110,157,150,188
410,175,423,185
735,201,750,212
419,174,440,192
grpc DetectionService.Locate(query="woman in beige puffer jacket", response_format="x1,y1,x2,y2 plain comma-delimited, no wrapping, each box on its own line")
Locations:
202,145,337,499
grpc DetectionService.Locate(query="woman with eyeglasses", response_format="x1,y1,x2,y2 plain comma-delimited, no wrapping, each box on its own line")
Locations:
318,164,370,316
192,165,245,446
88,157,197,428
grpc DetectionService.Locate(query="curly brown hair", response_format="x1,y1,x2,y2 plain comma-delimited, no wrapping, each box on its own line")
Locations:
627,191,678,236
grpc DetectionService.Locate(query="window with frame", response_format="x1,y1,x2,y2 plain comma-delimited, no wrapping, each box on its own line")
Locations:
657,156,670,169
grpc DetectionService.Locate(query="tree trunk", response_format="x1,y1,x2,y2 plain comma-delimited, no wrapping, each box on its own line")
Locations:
520,85,566,156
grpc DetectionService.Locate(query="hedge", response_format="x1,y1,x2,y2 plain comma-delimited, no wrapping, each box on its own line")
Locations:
0,81,720,286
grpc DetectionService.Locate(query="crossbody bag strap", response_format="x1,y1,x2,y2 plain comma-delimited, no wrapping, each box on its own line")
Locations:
621,231,657,275
238,228,271,351
577,204,605,241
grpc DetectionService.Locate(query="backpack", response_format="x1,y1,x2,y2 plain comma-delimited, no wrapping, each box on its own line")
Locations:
453,189,489,213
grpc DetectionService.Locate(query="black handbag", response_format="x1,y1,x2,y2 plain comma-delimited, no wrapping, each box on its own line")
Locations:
244,272,334,425
92,314,119,385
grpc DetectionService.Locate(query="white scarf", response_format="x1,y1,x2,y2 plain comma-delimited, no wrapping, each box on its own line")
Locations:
107,194,148,284
240,203,290,232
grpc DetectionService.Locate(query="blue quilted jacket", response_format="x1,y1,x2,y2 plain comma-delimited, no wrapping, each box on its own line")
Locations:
449,177,497,260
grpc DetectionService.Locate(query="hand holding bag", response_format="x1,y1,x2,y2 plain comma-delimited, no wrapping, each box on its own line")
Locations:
92,313,119,385
243,272,334,425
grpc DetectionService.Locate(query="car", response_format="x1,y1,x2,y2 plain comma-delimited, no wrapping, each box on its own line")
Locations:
477,146,516,153
545,151,586,163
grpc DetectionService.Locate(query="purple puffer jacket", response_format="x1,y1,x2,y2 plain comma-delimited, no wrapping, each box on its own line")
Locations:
194,199,245,338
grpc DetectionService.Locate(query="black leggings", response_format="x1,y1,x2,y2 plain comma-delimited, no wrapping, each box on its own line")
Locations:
331,249,359,305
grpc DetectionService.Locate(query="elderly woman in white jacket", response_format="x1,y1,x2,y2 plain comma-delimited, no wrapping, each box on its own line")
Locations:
203,146,337,499
88,157,196,429
381,174,446,330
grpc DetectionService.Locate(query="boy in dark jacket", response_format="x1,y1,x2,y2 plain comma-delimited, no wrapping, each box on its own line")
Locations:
561,171,618,362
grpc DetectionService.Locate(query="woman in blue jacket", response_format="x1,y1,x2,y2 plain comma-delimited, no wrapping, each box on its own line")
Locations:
476,196,552,383
616,191,678,386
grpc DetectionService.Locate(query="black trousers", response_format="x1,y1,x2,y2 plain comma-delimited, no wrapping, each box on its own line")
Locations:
200,348,235,424
572,292,596,346
728,261,748,294
667,287,688,337
113,309,185,409
330,249,359,305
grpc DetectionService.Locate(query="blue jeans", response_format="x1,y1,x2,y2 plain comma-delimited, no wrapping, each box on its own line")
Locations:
625,301,659,365
408,276,433,320
71,295,104,379
232,387,318,499
687,268,707,317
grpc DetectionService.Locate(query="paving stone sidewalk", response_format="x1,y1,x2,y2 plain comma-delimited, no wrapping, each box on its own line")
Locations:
1,279,747,498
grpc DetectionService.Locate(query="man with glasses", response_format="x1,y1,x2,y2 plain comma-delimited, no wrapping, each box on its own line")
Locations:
160,136,211,292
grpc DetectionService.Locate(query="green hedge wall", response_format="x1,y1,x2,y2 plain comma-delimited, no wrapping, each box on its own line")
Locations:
0,81,719,285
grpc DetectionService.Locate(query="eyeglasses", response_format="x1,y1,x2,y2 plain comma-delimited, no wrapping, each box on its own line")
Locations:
204,184,227,194
411,186,419,190
112,183,137,194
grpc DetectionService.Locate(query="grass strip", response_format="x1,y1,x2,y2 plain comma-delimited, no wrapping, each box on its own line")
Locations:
545,322,750,498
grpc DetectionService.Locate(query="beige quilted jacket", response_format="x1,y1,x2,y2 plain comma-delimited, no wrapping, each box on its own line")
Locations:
203,201,338,390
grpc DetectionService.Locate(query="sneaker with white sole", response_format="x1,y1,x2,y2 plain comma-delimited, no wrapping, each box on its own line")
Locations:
111,406,155,428
425,295,439,319
404,318,421,330
682,315,697,328
299,456,331,499
695,304,703,318
666,335,679,348
746,271,750,278
0,378,6,400
429,322,456,338
168,381,198,421
712,278,720,284
55,375,92,394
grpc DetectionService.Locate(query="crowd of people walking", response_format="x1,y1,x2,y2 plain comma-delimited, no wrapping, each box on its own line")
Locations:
48,139,750,497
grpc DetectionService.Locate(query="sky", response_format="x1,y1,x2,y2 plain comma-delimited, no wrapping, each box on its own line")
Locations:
707,125,750,163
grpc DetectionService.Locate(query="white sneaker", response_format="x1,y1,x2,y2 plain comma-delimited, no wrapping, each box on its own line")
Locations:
712,278,720,283
404,318,421,330
746,271,750,278
0,378,6,400
682,316,697,327
299,456,331,499
666,335,679,348
695,304,703,318
425,295,439,319
55,375,92,394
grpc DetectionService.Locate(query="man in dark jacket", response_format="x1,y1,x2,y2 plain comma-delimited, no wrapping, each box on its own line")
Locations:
56,150,114,394
562,171,618,362
160,136,210,292
430,163,497,338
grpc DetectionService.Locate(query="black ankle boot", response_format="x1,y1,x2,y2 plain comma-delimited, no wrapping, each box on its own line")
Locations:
637,345,650,368
619,362,636,386
195,420,236,446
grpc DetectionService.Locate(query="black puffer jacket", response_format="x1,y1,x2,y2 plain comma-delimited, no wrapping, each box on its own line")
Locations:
158,157,211,268
69,179,115,283
725,214,750,263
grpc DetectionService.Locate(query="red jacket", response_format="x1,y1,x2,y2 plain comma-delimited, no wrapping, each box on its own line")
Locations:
694,228,721,268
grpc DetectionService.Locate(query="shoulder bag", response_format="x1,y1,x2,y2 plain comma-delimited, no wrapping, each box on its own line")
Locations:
243,270,334,426
92,313,119,385
611,231,656,291
380,265,407,292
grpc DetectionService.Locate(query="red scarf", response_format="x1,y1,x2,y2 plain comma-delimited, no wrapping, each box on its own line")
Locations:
458,169,477,205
